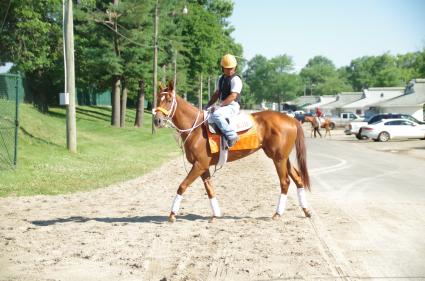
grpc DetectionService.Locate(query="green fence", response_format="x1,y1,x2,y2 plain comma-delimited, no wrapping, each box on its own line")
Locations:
77,89,111,106
0,74,22,169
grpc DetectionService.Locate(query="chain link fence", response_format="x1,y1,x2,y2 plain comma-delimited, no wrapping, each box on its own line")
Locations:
0,74,22,169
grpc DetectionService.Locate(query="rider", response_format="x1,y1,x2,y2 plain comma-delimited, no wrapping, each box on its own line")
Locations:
315,107,323,126
206,54,243,147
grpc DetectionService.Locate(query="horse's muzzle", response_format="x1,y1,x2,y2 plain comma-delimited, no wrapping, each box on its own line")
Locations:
154,115,166,128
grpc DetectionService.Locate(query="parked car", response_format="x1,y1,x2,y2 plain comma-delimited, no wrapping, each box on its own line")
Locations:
345,113,425,139
280,110,295,118
330,112,362,128
361,118,425,142
294,112,312,122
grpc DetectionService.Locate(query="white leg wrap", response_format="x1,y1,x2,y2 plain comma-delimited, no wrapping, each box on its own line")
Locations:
209,197,222,217
276,194,287,215
171,194,183,214
297,188,308,208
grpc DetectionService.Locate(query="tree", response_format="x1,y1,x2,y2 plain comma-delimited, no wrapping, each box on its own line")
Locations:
0,0,63,111
244,55,270,103
75,0,154,127
347,53,405,90
177,1,242,106
299,55,351,96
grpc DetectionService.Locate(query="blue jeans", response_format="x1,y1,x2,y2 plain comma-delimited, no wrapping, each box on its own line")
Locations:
210,101,240,140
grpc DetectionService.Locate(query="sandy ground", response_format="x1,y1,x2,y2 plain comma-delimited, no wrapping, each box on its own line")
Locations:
2,126,425,281
0,148,355,281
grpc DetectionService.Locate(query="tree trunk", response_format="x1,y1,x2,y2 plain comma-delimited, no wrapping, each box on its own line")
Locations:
111,77,121,126
134,80,145,128
120,83,128,128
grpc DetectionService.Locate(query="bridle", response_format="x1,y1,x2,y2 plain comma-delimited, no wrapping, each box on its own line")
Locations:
153,89,208,137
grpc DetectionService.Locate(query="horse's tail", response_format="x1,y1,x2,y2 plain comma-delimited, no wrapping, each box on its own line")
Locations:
295,121,311,190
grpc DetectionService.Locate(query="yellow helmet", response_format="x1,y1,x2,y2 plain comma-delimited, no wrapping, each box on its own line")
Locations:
220,54,237,68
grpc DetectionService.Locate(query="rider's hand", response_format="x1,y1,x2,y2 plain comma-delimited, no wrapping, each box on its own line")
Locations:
207,105,219,113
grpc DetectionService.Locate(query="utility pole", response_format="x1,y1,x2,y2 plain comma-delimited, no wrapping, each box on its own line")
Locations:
152,0,159,134
207,75,211,101
199,74,203,110
111,0,121,127
173,49,177,88
64,0,77,153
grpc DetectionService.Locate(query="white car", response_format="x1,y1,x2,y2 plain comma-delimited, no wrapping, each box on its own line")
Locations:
361,118,425,142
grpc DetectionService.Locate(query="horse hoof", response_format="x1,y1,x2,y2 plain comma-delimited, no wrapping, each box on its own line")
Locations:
272,213,281,220
168,214,176,223
209,216,217,223
302,208,312,218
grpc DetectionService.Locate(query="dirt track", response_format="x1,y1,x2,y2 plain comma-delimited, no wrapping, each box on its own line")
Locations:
0,147,358,281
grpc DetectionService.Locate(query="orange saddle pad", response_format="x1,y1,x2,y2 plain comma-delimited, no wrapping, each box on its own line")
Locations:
207,115,261,153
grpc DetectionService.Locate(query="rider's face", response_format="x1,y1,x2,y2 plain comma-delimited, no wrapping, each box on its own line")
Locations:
222,67,236,77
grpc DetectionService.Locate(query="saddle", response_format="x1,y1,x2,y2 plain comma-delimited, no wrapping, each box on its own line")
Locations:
204,112,260,154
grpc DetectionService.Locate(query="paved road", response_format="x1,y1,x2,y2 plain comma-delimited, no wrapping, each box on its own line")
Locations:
304,129,425,280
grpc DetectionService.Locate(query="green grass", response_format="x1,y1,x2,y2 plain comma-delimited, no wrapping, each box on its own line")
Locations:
0,104,180,197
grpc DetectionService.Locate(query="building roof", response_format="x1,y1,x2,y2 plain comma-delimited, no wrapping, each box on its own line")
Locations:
304,95,337,109
343,88,404,109
377,79,425,107
287,95,319,107
321,92,363,109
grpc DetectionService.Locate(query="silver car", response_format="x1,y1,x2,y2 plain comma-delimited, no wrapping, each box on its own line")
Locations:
361,119,425,142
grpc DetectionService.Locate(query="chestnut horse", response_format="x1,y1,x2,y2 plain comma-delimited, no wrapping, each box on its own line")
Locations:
154,81,311,222
303,115,332,138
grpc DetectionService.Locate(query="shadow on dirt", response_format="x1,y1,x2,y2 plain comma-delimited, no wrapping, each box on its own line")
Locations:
30,214,273,226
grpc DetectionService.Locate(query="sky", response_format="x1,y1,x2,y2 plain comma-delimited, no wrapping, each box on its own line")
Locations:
2,0,424,74
229,0,425,71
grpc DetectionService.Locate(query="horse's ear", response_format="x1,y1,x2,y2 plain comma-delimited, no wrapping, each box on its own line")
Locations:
158,82,164,92
167,80,174,92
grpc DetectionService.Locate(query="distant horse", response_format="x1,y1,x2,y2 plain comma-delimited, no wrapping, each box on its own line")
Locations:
153,81,311,222
303,116,332,138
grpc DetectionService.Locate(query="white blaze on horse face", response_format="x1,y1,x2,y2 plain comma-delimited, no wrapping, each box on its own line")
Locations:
276,193,287,215
171,194,183,214
160,96,165,101
209,197,221,217
297,188,308,208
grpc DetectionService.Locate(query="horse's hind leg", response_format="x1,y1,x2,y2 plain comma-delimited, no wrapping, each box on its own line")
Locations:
272,158,291,220
201,170,222,222
169,163,206,223
288,161,311,217
324,126,330,138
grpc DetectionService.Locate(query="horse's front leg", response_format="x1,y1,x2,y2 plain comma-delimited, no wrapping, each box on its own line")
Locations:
201,170,222,222
272,158,290,220
169,163,206,223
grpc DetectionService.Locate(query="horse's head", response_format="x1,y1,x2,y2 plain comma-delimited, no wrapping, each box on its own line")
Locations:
153,80,176,128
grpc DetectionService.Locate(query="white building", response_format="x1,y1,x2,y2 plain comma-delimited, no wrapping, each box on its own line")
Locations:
376,79,425,121
303,95,337,113
287,96,320,109
320,92,363,116
342,87,404,118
